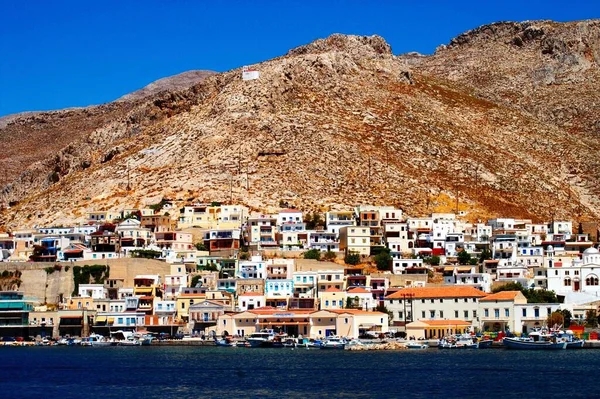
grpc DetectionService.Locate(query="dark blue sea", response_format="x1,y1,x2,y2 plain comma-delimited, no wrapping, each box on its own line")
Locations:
1,346,598,398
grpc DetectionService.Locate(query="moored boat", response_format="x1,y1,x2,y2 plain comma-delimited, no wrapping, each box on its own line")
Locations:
503,329,567,350
405,341,428,350
246,329,277,348
320,336,347,349
438,334,478,349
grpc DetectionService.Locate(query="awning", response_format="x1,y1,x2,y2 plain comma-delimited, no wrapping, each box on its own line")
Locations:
107,317,115,323
95,316,107,323
60,315,83,319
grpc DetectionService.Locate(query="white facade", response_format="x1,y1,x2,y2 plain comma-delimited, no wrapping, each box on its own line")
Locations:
239,256,267,279
392,258,424,274
546,247,600,297
265,279,294,298
78,284,106,299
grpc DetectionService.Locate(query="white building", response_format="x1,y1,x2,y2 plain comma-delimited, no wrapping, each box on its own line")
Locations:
392,258,424,275
265,279,294,298
78,284,106,299
546,247,600,302
238,256,267,279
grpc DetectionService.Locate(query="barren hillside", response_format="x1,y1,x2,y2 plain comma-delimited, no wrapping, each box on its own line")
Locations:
0,20,599,230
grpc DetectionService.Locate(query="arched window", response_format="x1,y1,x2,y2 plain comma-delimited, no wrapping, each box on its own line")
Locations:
586,274,599,286
564,278,571,287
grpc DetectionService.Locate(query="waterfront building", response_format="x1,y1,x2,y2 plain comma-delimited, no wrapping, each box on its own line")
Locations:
405,319,472,339
478,291,527,333
514,302,561,334
0,291,36,337
385,286,486,328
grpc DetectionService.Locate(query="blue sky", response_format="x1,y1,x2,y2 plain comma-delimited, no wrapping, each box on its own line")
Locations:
1,0,598,117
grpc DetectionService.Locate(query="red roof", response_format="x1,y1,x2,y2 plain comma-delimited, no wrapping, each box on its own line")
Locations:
324,287,342,293
480,291,522,302
386,286,486,300
348,287,370,294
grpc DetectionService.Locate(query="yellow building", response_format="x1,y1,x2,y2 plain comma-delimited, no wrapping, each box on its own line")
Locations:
406,319,472,339
318,287,346,310
66,297,95,311
176,293,206,323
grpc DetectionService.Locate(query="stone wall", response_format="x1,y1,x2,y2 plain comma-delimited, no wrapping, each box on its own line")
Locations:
0,258,171,304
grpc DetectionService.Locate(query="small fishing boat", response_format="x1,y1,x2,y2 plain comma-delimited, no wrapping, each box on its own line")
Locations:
320,336,347,350
405,341,428,350
503,329,567,350
215,337,234,347
438,334,478,349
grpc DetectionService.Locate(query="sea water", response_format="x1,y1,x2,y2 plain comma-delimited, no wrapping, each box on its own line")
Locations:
0,346,597,398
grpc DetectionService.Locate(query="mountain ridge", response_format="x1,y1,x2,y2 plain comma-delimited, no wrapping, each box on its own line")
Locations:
1,20,599,229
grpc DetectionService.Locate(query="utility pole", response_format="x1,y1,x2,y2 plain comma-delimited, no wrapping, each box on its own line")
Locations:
229,174,233,204
126,160,131,192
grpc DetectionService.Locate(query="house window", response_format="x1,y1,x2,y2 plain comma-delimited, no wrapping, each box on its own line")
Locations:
430,310,435,318
505,308,509,317
440,311,444,318
484,309,489,318
547,307,552,315
522,308,527,317
344,318,348,324
455,311,459,318
421,311,425,318
464,310,468,318
494,309,500,318
534,308,540,318
325,300,329,306
473,310,477,318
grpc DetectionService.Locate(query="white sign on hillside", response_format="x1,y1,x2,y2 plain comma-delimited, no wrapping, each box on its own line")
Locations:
242,66,260,81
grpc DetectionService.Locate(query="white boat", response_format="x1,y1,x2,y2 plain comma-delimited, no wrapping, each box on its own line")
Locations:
438,334,478,349
88,333,113,347
405,341,428,350
246,329,277,348
552,328,585,349
110,330,141,346
320,336,348,349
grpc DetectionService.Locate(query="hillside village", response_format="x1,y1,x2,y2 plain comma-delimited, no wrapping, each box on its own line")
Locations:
1,201,599,341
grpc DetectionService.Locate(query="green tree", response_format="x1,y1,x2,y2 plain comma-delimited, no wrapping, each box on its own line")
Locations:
457,250,471,265
585,309,598,327
424,256,440,266
195,242,207,251
560,309,572,327
547,311,564,328
479,248,492,262
190,275,202,288
344,252,361,265
345,297,355,309
304,212,324,230
303,249,321,260
492,282,558,303
374,248,392,271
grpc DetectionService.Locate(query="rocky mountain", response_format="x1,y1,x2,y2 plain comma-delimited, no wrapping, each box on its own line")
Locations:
117,70,216,101
0,20,599,230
